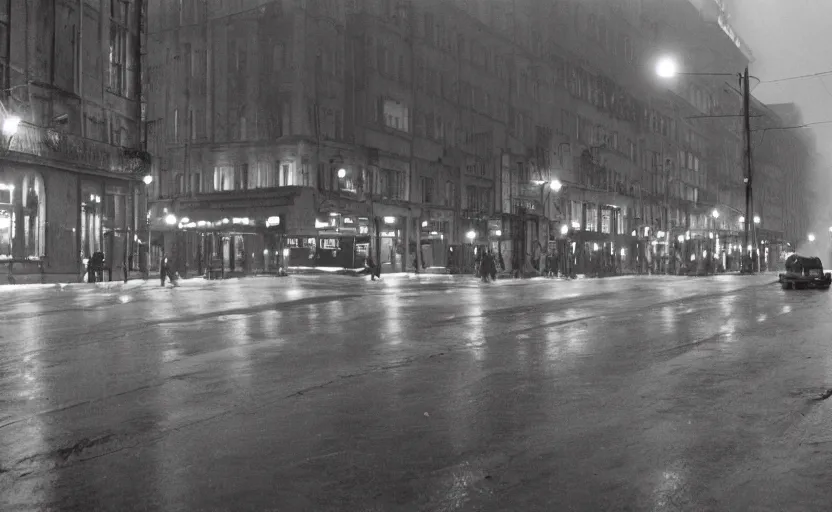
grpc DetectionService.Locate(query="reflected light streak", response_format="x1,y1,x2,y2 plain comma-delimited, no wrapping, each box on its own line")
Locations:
383,295,402,344
660,306,676,334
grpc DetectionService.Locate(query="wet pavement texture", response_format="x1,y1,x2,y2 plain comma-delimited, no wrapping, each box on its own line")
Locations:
3,274,832,511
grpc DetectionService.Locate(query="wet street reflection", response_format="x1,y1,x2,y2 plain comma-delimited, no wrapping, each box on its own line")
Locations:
3,274,832,510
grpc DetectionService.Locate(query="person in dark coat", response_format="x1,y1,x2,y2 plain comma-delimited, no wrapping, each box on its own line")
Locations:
488,250,497,281
365,255,380,281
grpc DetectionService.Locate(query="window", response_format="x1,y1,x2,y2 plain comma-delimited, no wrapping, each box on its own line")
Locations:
234,164,249,190
383,99,410,132
336,167,356,193
108,12,130,97
213,166,236,191
480,188,491,213
248,162,278,189
421,177,434,204
280,164,294,187
80,182,102,260
0,173,46,260
192,173,201,194
174,173,184,195
381,169,402,199
601,209,612,234
585,204,598,232
466,185,478,210
445,181,456,208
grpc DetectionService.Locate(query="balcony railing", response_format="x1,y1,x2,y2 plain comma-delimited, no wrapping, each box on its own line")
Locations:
7,122,149,176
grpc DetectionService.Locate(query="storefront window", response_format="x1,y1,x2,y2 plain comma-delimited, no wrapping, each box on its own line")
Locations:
81,183,103,259
0,173,46,260
0,186,11,258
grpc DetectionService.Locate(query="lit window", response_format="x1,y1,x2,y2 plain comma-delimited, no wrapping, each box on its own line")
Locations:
382,99,410,133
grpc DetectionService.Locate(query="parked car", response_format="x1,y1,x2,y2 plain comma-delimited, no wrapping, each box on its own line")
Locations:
779,254,832,289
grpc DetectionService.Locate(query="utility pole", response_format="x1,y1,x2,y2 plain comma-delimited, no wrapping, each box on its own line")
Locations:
742,66,753,273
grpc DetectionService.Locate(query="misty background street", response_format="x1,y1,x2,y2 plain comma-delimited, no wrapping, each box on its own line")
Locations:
3,275,832,511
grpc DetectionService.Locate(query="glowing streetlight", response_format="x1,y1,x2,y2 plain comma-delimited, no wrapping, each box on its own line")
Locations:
2,115,21,137
165,214,177,225
753,215,760,224
550,179,563,192
739,216,745,224
560,224,569,235
142,175,153,185
655,57,678,78
337,168,346,179
495,229,502,237
466,230,476,241
808,233,816,242
711,209,719,219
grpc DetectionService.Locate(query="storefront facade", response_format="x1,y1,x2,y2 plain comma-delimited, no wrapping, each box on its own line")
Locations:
0,128,149,283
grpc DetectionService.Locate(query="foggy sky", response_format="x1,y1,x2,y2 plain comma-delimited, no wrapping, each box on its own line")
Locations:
732,0,832,250
733,0,832,162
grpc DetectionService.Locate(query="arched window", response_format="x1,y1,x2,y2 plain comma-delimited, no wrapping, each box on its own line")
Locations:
0,172,46,260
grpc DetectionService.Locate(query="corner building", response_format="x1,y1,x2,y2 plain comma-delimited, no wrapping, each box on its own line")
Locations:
0,0,148,284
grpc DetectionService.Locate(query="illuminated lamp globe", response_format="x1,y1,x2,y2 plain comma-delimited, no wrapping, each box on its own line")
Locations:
550,179,563,192
2,115,21,137
337,168,346,179
142,175,153,185
711,209,719,219
808,233,816,242
753,215,761,224
164,214,177,225
466,230,476,240
560,224,569,235
655,57,678,78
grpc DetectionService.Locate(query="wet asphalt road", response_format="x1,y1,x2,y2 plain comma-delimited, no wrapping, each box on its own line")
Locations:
2,273,832,511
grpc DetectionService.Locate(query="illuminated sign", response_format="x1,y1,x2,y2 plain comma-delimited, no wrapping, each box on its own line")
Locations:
314,219,329,229
380,231,397,237
266,216,281,227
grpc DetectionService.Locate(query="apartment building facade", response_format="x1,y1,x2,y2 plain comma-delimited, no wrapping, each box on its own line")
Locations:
0,0,148,283
146,0,813,278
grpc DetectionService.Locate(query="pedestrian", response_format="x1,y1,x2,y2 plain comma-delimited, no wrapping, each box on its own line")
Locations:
366,255,380,281
488,250,497,281
481,251,492,283
160,252,178,287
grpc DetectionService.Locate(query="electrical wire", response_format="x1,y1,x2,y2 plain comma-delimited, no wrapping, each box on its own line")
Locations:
761,69,832,85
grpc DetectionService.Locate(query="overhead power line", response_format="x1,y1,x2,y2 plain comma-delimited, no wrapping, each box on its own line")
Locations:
752,120,832,133
761,70,832,84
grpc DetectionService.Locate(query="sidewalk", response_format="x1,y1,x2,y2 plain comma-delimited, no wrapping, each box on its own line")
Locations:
0,267,780,291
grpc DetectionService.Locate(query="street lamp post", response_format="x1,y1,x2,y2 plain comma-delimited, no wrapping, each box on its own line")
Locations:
656,58,753,273
141,175,153,277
